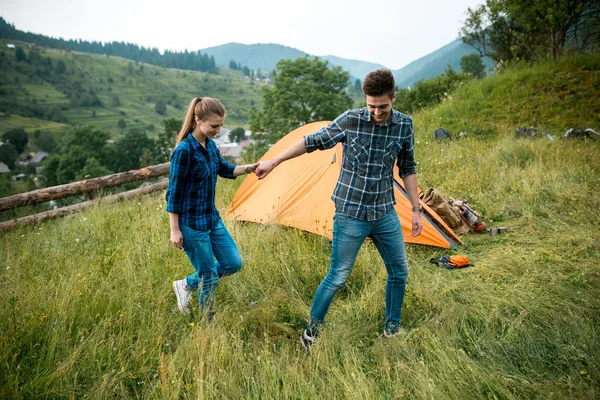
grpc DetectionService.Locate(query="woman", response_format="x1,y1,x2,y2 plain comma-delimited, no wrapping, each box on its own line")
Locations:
166,96,257,317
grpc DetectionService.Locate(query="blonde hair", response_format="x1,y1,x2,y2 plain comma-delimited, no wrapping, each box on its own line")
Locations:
175,97,226,146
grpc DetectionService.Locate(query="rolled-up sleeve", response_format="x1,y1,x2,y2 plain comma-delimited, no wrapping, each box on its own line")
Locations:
397,120,417,177
166,147,190,214
304,112,348,153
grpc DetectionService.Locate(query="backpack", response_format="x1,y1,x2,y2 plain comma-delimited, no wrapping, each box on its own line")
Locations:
421,187,470,235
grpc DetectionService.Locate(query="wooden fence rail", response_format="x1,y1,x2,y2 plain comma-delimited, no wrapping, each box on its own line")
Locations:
0,163,171,232
0,162,170,212
0,181,168,232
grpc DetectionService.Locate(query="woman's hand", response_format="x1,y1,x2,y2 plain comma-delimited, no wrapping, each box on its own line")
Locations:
170,229,184,249
246,162,258,173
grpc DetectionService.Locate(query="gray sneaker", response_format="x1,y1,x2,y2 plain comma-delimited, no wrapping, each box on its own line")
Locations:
173,279,192,314
383,326,406,338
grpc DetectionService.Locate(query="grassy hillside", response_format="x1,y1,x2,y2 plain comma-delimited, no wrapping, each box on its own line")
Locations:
1,56,599,399
0,39,263,138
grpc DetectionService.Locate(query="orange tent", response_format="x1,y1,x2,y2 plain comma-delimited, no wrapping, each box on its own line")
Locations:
227,121,462,249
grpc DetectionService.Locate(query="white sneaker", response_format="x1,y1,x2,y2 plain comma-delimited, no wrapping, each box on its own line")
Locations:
173,279,192,314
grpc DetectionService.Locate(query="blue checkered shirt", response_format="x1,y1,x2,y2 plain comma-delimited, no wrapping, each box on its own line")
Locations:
166,134,236,230
304,108,417,221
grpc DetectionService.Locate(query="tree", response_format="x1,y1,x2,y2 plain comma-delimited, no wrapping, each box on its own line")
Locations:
55,59,66,74
34,131,57,153
76,157,111,180
118,118,127,133
15,47,26,62
230,127,246,143
229,60,238,70
48,125,111,184
3,128,29,154
109,128,155,172
249,56,353,141
460,53,486,78
154,118,181,163
460,0,600,64
0,143,18,169
155,100,167,115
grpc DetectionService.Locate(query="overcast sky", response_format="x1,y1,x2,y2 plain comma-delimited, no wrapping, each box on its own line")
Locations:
1,0,482,70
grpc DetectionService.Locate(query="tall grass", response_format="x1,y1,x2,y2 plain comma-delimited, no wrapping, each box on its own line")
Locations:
1,56,599,399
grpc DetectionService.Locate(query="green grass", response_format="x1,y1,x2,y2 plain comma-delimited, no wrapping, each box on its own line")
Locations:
0,39,263,138
1,55,599,399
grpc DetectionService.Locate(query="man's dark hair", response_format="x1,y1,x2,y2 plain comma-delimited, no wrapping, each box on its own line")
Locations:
362,68,396,98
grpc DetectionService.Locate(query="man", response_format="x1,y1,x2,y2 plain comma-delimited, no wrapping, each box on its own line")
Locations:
255,69,423,350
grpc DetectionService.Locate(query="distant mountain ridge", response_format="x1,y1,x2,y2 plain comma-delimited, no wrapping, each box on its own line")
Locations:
200,41,490,88
1,16,490,89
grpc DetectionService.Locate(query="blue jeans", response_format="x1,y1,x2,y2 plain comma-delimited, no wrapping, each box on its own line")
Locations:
308,211,409,334
180,219,242,314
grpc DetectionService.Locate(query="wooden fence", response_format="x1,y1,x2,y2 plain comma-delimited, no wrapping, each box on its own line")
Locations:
0,163,170,232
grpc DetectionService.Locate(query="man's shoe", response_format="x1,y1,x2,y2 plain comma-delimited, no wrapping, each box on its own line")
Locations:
383,326,406,338
173,279,192,314
300,329,316,351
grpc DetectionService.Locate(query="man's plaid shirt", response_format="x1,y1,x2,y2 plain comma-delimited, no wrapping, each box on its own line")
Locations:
304,108,417,221
166,134,236,231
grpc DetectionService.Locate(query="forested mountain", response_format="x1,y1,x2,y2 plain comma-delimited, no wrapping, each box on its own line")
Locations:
0,17,218,74
0,38,263,137
200,41,490,87
198,42,307,74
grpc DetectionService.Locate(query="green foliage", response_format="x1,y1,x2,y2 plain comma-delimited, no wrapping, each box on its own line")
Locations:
32,130,57,153
106,128,154,172
2,127,28,153
395,65,471,114
460,53,486,78
14,46,25,62
118,118,127,133
460,0,600,64
76,157,112,180
154,118,181,163
154,100,167,115
0,142,18,169
55,59,66,74
230,127,246,143
250,57,353,141
46,125,111,184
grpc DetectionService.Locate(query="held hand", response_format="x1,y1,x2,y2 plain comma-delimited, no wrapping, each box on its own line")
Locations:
246,162,258,173
255,159,276,180
411,213,423,237
170,229,184,249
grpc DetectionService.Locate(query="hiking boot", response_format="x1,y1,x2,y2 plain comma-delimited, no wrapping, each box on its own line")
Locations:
173,279,192,314
383,326,406,338
300,329,317,351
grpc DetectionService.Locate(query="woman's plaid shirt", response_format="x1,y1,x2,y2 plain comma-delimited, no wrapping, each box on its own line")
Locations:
304,108,417,221
166,134,236,230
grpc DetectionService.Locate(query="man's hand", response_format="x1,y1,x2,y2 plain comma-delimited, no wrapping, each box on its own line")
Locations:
411,213,423,237
255,159,277,180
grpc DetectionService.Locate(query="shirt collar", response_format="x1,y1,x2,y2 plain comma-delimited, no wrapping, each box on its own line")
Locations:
187,133,211,151
360,108,401,126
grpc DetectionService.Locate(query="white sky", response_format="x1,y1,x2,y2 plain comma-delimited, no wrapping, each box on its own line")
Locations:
1,0,482,70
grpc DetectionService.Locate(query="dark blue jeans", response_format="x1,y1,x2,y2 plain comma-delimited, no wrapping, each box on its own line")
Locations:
180,219,242,314
308,211,409,334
